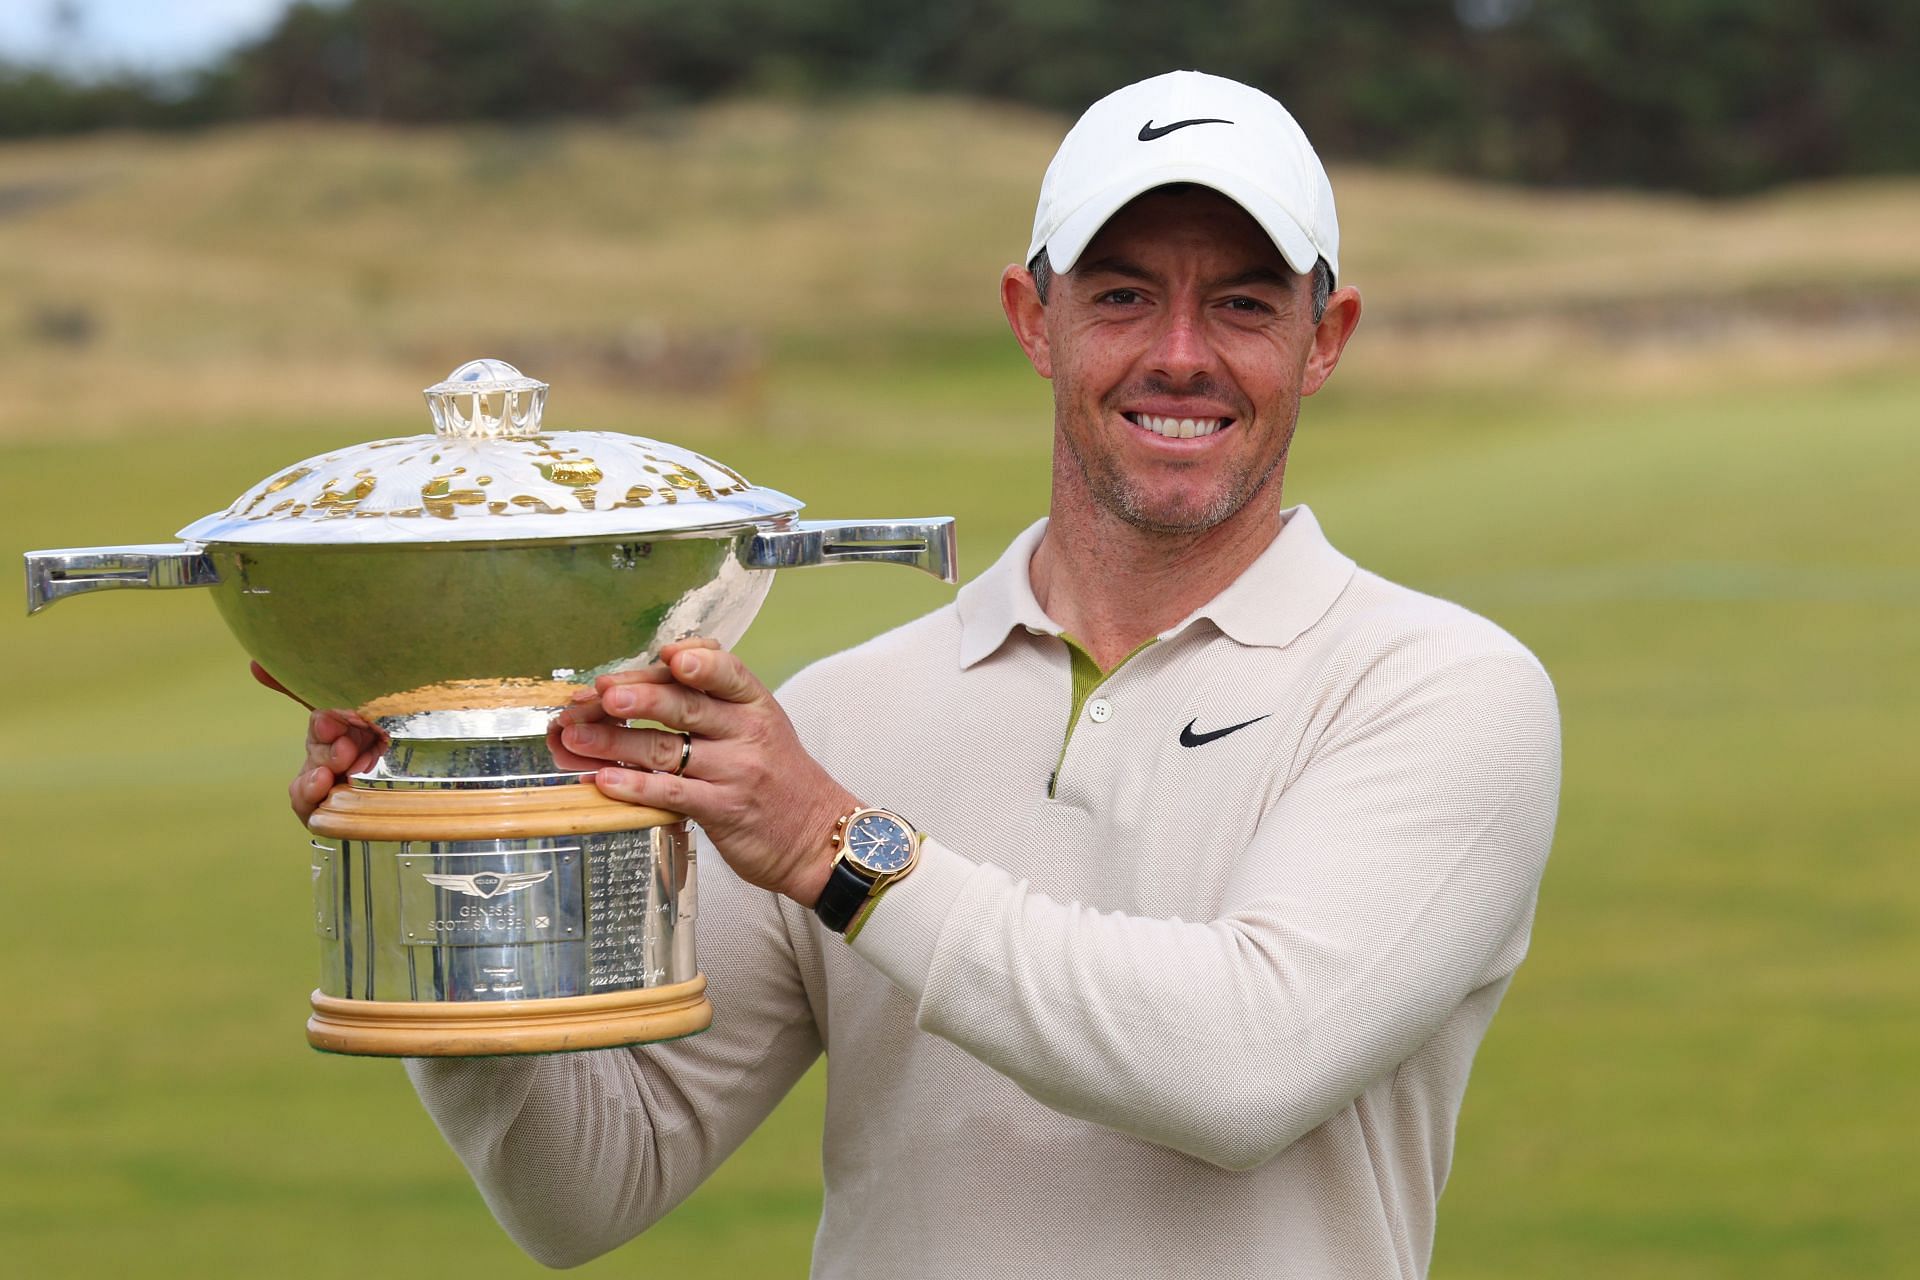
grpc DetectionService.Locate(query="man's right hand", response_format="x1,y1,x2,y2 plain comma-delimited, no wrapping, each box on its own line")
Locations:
251,662,386,823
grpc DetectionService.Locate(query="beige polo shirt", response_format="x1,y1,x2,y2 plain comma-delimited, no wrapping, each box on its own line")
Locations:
408,505,1561,1279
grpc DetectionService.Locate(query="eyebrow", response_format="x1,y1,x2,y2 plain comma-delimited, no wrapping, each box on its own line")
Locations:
1073,257,1296,292
1074,256,1154,281
1215,266,1294,290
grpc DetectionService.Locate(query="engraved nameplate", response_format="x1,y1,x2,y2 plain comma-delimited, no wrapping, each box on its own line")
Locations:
586,826,678,990
397,844,584,947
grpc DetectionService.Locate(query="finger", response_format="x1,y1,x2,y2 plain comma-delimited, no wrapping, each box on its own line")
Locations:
592,661,681,690
560,722,685,770
550,718,651,773
309,708,375,747
666,646,765,705
306,730,341,771
658,637,724,661
552,693,615,729
252,661,315,709
306,737,371,781
307,709,384,771
291,765,332,822
326,734,354,773
599,678,734,735
555,662,681,729
594,765,716,818
308,713,359,768
584,639,722,696
548,718,603,772
560,722,690,773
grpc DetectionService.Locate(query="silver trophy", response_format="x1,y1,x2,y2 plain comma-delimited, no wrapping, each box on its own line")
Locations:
25,359,955,1055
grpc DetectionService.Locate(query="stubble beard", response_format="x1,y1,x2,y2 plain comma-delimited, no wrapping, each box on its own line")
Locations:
1056,387,1297,537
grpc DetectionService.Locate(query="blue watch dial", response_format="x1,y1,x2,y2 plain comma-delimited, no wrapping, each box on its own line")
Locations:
846,813,914,874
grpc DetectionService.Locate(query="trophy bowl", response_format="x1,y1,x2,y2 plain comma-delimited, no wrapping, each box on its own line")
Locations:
25,359,956,1056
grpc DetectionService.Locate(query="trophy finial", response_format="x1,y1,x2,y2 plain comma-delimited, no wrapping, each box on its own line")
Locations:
424,359,549,439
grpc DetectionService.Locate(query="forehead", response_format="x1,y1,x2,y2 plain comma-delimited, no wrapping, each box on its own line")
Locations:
1076,186,1289,277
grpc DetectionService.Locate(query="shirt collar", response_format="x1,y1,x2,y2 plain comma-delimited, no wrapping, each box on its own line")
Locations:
955,505,1357,669
1183,504,1357,649
956,518,1057,668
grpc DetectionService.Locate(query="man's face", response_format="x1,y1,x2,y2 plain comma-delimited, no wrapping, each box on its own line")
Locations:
1006,187,1357,538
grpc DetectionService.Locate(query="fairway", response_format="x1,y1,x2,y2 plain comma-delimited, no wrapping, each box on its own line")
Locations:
2,106,1915,1278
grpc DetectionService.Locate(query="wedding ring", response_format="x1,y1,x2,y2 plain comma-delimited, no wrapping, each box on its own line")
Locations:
671,731,692,777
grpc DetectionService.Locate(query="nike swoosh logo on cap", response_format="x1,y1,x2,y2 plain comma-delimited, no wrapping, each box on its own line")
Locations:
1138,118,1233,141
1178,714,1270,747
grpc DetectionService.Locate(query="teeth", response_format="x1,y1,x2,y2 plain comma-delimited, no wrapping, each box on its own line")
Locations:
1133,414,1224,439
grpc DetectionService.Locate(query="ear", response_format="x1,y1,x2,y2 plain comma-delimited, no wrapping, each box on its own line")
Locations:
1301,285,1361,397
1000,263,1053,379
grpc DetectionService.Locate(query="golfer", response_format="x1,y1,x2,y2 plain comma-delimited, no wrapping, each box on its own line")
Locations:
293,70,1560,1278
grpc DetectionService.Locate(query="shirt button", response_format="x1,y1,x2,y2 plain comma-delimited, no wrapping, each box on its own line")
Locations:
1087,698,1113,723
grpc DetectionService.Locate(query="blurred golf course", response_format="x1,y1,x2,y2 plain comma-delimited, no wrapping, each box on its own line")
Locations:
3,99,1917,1277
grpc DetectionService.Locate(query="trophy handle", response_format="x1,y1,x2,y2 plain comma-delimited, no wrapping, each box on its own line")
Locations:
746,518,957,584
24,543,220,614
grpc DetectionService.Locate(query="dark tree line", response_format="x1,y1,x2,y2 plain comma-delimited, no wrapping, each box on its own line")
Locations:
4,0,1917,194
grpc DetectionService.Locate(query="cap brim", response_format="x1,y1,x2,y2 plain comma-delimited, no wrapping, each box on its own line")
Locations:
1037,162,1326,282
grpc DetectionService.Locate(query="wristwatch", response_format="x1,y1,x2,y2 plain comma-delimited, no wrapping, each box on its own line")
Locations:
813,806,921,937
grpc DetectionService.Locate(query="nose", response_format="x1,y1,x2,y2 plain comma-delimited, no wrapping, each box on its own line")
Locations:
1144,297,1221,386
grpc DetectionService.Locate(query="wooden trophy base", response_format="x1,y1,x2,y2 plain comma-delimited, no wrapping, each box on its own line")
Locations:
305,782,709,1056
308,978,713,1056
308,781,688,842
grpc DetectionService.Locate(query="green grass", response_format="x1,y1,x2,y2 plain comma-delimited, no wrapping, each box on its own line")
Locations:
2,107,1917,1277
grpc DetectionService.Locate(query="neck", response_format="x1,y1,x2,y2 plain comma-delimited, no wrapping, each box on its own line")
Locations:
1030,471,1287,671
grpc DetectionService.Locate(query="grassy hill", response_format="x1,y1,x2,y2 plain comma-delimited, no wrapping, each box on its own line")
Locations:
2,100,1916,1278
4,96,1917,438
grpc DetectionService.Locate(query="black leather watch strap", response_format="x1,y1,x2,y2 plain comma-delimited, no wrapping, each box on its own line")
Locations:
813,858,876,933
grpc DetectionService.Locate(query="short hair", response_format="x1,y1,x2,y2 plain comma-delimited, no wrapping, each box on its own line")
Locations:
1028,247,1333,324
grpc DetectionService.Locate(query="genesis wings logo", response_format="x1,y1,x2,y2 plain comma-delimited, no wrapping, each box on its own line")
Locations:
420,869,554,900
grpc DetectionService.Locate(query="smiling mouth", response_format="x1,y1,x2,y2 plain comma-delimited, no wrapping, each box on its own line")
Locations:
1123,412,1231,439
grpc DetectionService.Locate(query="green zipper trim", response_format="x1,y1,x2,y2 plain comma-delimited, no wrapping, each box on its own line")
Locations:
1048,633,1158,798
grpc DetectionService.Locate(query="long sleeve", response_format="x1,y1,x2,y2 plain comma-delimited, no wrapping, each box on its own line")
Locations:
849,651,1560,1170
404,850,823,1268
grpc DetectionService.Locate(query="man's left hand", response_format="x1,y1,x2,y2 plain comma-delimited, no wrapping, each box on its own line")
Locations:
549,639,852,908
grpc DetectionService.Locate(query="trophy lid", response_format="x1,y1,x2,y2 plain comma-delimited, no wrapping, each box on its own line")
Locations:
176,359,802,545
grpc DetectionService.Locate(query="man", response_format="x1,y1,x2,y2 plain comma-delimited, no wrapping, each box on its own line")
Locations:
292,70,1559,1278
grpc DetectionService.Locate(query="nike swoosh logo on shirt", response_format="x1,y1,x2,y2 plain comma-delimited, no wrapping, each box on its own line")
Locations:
1137,118,1233,141
1178,714,1271,747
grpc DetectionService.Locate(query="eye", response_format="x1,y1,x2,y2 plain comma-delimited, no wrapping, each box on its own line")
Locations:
1221,295,1274,315
1098,288,1145,306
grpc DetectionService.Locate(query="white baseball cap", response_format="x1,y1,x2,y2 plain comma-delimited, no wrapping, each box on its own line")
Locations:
1026,70,1340,285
